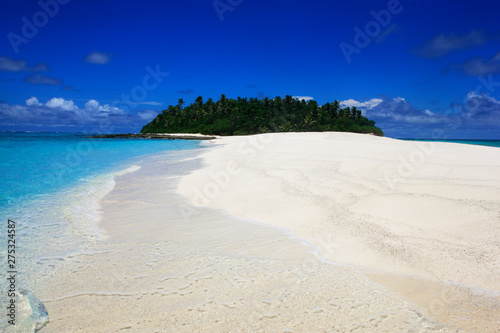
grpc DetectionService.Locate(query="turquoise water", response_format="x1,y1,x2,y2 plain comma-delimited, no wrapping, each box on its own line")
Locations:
0,132,200,210
401,139,500,148
0,132,201,331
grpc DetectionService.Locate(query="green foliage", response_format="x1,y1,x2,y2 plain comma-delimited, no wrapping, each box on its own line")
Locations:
141,95,383,136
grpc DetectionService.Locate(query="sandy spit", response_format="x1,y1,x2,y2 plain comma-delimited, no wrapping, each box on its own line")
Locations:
177,132,500,331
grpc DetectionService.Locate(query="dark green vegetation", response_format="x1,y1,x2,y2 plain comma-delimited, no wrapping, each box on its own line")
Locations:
141,95,383,136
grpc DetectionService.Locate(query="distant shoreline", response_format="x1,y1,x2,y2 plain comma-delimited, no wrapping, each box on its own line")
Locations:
400,138,500,148
88,133,217,140
88,133,500,148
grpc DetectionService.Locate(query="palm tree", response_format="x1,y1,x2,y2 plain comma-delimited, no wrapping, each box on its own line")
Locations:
178,98,185,109
195,96,203,108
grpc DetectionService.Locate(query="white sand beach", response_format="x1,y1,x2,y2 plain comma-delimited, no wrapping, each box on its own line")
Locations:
38,132,500,332
177,132,500,331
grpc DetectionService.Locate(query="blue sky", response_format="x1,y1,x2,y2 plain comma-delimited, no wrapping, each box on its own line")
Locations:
0,0,499,138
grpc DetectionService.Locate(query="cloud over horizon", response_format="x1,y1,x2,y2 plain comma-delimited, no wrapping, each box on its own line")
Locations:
459,91,500,126
0,97,158,132
341,94,500,139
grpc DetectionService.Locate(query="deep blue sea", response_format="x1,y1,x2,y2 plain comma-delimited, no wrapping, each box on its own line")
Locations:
0,132,201,330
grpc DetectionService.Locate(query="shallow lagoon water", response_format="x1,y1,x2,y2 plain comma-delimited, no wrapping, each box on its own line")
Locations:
0,132,201,331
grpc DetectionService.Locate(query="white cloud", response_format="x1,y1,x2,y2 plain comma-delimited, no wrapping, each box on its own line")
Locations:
340,98,383,109
461,91,500,122
0,97,160,132
84,99,100,110
84,51,112,65
46,97,77,111
341,97,444,126
26,97,41,106
338,94,500,138
137,110,159,121
77,99,123,120
293,96,314,101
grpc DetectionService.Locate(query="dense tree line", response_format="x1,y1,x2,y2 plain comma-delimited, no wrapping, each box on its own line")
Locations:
141,95,383,136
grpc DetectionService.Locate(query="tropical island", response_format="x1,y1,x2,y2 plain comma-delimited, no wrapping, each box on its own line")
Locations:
141,95,384,136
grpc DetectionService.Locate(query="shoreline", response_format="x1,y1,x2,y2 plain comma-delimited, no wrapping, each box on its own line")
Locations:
88,133,218,140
